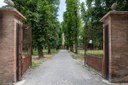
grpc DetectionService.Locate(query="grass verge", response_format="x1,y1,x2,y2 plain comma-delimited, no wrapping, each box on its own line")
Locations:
32,49,58,69
70,51,84,62
86,50,103,58
71,50,103,62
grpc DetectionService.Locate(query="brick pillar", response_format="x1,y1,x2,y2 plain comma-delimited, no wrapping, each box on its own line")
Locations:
0,8,25,84
100,11,128,83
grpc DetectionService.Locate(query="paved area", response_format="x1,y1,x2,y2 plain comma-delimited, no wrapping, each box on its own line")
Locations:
16,50,127,85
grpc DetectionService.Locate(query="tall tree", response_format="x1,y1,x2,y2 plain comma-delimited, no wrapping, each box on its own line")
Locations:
13,0,60,57
63,0,81,53
80,0,128,50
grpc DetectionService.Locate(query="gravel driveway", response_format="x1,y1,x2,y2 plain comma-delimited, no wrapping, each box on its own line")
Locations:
15,50,126,85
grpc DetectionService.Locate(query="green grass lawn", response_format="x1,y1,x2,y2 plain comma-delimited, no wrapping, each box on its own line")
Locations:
86,50,103,58
32,49,58,57
71,49,103,61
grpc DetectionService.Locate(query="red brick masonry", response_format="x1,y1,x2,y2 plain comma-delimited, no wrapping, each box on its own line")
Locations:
85,55,102,72
22,57,31,75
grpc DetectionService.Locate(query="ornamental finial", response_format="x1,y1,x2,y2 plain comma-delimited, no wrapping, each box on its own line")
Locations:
4,0,14,7
111,2,118,11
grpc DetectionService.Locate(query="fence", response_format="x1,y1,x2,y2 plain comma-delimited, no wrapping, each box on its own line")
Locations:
22,56,31,74
85,55,102,72
21,26,32,75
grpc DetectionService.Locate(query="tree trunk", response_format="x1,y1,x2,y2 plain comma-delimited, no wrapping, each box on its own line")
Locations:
75,34,78,54
48,44,51,54
70,46,72,51
70,45,73,52
37,45,44,58
31,49,33,55
67,46,69,50
84,25,87,56
75,43,78,54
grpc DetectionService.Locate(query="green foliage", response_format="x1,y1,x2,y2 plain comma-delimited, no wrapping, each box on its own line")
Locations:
13,0,61,57
80,0,128,49
63,0,81,53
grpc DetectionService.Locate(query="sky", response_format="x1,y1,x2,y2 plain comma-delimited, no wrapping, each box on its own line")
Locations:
0,0,6,7
58,0,85,22
0,0,85,22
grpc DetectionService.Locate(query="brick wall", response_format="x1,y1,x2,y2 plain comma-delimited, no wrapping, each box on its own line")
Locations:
85,55,102,72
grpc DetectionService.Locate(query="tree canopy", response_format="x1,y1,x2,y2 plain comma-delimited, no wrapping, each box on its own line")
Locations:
12,0,128,56
13,0,61,57
63,0,81,53
80,0,128,49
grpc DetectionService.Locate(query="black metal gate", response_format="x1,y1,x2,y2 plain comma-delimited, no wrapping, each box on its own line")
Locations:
104,25,109,79
16,23,23,81
16,23,20,81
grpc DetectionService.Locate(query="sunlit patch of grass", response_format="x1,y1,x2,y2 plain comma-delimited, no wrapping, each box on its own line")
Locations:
32,61,39,69
78,50,103,58
86,50,103,58
71,49,103,61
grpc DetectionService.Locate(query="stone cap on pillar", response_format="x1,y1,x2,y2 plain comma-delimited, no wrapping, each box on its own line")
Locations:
100,11,128,22
0,8,26,21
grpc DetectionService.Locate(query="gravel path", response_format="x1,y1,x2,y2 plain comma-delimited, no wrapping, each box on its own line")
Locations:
16,50,126,85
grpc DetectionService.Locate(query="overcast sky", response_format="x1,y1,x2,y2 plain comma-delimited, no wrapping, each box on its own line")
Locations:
0,0,6,7
0,0,85,22
58,0,85,22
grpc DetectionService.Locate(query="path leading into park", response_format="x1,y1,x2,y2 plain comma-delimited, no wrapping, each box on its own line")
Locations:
16,50,125,85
